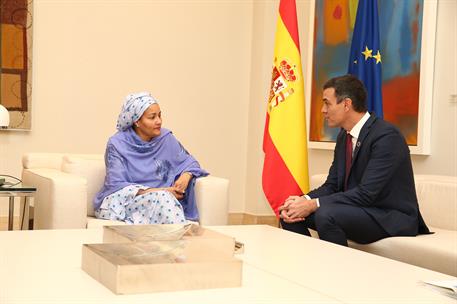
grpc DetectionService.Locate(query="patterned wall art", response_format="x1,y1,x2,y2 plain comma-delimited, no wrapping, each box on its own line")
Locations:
0,0,32,130
306,0,437,154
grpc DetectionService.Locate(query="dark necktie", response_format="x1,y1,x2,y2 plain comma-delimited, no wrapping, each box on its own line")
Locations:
344,133,353,190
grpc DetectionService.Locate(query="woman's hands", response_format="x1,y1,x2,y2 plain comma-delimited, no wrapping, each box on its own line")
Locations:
164,187,185,200
135,172,193,200
174,172,192,192
163,172,192,200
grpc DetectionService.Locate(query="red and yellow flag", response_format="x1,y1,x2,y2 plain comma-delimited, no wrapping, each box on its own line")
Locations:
262,0,309,216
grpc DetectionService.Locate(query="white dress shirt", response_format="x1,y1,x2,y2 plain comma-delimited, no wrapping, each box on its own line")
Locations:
304,112,371,208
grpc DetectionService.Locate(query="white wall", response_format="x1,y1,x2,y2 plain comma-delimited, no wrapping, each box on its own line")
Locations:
0,0,254,215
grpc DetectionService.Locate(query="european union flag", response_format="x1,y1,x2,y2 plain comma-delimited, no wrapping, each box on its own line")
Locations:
348,0,383,118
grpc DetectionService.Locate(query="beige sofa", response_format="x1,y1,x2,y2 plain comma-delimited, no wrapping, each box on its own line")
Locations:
22,153,230,229
310,174,457,277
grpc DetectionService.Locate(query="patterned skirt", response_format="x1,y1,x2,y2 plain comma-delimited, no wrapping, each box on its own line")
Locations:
95,185,186,224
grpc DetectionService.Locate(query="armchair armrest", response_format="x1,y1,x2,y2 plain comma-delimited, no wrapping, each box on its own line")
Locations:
22,168,88,229
22,153,65,170
194,175,229,226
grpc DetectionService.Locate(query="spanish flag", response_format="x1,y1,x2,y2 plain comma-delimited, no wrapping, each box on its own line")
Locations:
262,0,309,216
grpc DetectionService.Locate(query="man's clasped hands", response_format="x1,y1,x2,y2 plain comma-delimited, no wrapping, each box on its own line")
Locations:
278,196,319,223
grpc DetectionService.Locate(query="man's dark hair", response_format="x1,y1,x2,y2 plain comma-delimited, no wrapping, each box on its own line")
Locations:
323,74,367,113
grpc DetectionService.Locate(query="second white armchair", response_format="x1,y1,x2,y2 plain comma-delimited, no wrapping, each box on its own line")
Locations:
22,153,229,229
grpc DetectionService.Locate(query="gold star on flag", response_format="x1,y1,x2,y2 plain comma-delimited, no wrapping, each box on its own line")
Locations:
354,60,357,64
373,50,382,64
362,46,373,60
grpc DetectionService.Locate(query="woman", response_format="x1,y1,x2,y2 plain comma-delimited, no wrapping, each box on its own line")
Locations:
94,92,208,224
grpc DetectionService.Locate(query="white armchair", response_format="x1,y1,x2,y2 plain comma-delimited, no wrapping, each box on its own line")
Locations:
22,153,229,229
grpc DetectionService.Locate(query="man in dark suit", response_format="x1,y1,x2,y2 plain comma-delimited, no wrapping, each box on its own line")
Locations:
280,75,429,246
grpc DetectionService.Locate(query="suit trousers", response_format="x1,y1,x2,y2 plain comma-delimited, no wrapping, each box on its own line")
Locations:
280,201,389,246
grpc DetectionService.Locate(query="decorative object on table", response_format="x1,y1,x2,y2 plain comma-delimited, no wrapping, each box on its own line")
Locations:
0,0,33,130
103,223,237,258
82,224,243,294
104,223,194,242
85,241,187,265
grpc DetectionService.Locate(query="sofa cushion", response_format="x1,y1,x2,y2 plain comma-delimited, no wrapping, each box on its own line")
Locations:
61,155,105,217
414,175,457,230
349,227,457,276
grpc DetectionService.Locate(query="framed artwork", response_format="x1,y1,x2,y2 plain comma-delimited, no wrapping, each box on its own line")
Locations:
305,0,437,154
0,0,33,130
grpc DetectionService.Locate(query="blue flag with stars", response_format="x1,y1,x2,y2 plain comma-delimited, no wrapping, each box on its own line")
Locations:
348,0,383,118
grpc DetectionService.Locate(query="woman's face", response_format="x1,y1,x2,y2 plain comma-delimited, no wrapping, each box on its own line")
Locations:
134,103,162,141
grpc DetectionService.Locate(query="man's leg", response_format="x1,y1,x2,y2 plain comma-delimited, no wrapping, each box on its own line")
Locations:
280,214,316,236
314,202,389,246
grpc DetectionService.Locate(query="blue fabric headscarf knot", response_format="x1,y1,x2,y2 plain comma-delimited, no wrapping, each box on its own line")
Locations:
116,92,158,131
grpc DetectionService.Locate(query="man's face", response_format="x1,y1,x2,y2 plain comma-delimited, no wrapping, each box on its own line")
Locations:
321,88,347,128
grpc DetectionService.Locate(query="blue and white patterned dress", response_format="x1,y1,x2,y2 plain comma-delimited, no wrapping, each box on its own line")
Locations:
95,185,186,224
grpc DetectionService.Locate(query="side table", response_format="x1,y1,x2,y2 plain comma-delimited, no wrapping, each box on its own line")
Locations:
0,183,36,230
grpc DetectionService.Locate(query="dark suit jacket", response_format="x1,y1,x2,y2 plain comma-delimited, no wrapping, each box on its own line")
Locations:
307,114,429,236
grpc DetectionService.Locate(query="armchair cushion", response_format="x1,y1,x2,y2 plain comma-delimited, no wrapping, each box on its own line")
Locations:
22,153,65,170
414,175,457,230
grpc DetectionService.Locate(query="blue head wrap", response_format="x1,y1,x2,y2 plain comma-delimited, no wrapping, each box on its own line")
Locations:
116,92,158,131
